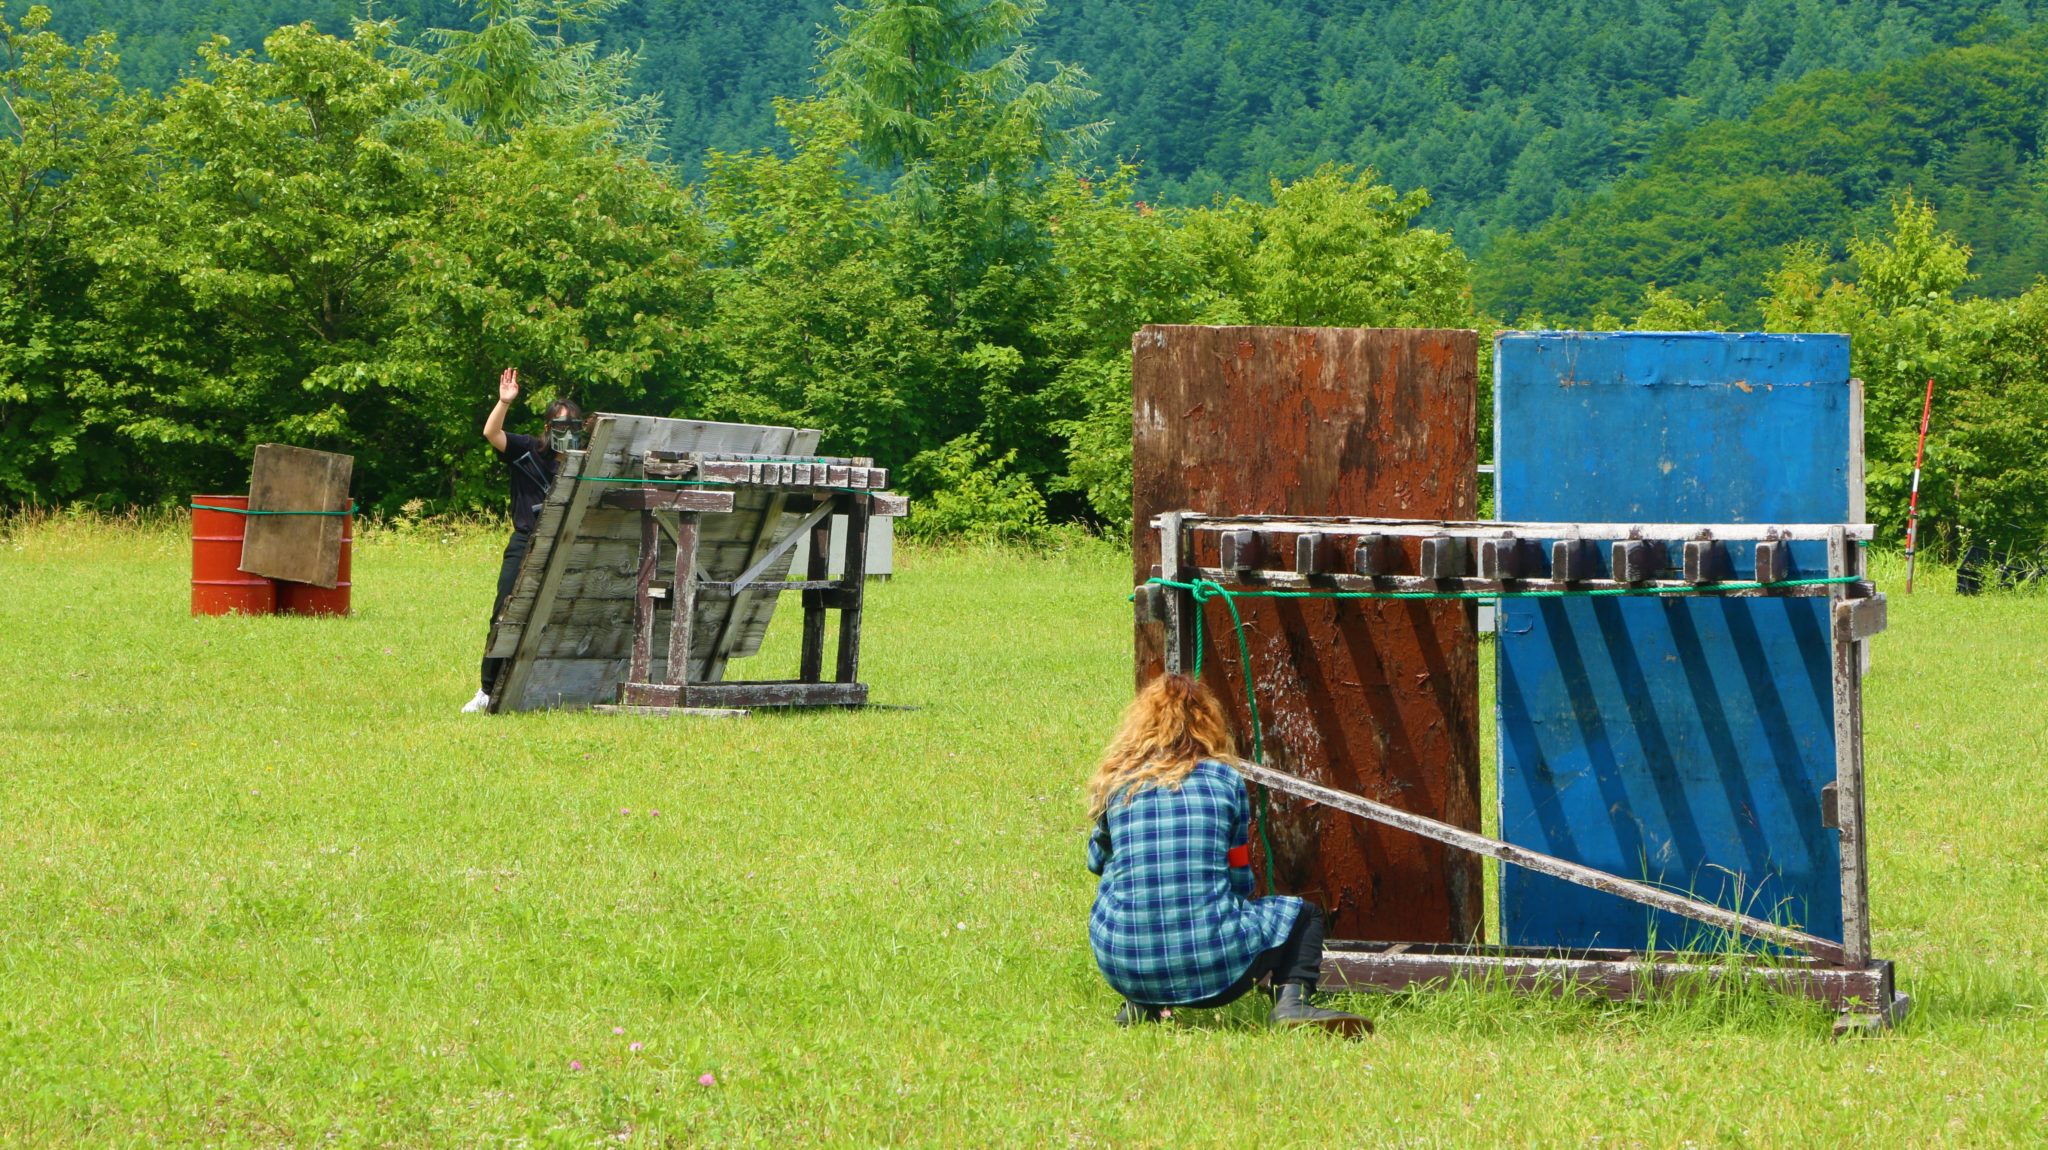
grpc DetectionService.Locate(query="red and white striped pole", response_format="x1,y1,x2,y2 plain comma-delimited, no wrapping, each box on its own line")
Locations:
1904,377,1935,593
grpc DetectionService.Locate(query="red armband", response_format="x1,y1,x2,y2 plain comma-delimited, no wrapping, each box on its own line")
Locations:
1226,843,1251,868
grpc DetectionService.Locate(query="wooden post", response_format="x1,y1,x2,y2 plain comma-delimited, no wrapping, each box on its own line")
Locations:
836,493,870,684
1158,512,1194,676
1829,526,1873,966
629,508,660,683
666,512,700,686
798,507,833,682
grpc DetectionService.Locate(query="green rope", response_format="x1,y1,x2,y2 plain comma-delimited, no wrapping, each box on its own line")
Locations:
1155,570,1865,899
191,502,355,516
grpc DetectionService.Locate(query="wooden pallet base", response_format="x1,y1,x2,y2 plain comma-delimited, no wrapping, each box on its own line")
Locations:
1321,941,1908,1031
619,680,869,709
589,704,752,719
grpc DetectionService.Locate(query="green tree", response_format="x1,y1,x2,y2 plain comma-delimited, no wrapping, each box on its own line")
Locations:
0,2,144,503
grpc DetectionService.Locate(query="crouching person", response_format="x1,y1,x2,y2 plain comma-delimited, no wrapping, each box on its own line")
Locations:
1085,673,1370,1036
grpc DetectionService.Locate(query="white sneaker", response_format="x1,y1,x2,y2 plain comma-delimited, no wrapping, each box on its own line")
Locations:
461,689,492,713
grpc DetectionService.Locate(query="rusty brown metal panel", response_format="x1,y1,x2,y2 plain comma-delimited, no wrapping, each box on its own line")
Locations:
1131,325,1481,943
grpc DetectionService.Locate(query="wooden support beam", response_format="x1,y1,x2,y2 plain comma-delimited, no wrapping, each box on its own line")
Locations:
799,513,832,682
837,494,870,684
1295,532,1329,577
1419,535,1470,580
665,513,700,685
1352,535,1393,577
598,488,736,513
1479,536,1540,580
629,510,659,683
1235,759,1847,963
1611,539,1663,583
1320,943,1901,1015
1221,529,1264,571
620,681,869,708
1755,539,1790,583
1683,538,1732,584
1829,527,1873,967
1551,538,1598,583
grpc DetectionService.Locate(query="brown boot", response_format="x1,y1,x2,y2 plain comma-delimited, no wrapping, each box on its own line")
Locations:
1269,982,1372,1037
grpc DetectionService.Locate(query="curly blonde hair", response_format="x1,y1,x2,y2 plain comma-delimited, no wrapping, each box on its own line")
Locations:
1086,674,1241,820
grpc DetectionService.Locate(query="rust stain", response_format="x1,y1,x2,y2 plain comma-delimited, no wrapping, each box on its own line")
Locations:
1132,325,1482,944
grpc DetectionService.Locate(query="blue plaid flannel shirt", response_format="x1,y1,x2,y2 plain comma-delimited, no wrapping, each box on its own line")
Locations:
1087,758,1304,1006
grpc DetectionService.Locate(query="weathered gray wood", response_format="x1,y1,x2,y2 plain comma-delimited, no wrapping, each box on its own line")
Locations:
836,495,869,684
666,513,700,686
1236,759,1847,963
1830,527,1873,966
493,419,616,710
1419,535,1470,579
1185,565,1864,600
630,510,659,682
1321,943,1897,1014
1683,538,1732,584
1841,593,1888,640
870,493,910,518
599,488,737,513
799,515,832,681
590,704,751,719
619,681,868,708
1158,513,1192,676
240,444,353,587
1169,515,1875,542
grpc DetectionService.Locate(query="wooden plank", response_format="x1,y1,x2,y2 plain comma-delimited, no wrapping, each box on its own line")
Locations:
1173,516,1875,542
836,495,869,683
492,417,617,709
1830,527,1874,966
717,428,826,668
1133,325,1482,944
240,444,353,586
666,513,700,685
599,488,737,513
1321,944,1893,1012
629,511,659,683
1239,760,1845,963
799,515,832,681
618,681,869,708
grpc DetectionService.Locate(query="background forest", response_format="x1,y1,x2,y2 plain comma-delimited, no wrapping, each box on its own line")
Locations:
8,0,2048,557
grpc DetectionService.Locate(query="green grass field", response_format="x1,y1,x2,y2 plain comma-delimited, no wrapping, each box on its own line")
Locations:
2,517,2045,1147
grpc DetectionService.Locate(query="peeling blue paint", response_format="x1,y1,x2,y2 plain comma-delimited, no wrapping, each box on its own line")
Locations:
1494,331,1852,951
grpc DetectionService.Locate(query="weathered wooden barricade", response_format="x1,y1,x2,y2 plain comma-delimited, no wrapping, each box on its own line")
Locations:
1133,326,1905,1032
1142,511,1904,1031
486,414,906,715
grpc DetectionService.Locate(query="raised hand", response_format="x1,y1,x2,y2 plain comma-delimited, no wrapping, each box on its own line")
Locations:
498,367,520,405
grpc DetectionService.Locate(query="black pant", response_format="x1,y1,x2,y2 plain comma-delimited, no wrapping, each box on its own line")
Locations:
1174,903,1327,1011
480,530,531,692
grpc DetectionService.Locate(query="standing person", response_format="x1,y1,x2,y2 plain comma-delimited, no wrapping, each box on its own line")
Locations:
1085,674,1371,1035
463,368,583,713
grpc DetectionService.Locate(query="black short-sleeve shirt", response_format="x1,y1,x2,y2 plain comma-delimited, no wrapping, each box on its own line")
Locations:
498,432,558,533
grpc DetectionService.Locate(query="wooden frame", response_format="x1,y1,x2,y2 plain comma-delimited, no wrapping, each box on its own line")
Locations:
1147,511,1907,1033
612,487,885,714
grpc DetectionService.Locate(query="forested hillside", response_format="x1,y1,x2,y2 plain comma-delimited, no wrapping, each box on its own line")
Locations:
1480,33,2048,325
43,0,2048,243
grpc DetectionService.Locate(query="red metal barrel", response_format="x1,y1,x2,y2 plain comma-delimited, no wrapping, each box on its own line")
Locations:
276,512,353,616
191,494,276,616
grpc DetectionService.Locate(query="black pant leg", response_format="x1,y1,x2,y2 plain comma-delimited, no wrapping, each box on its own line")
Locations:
1241,902,1325,988
480,531,532,691
1175,903,1327,1010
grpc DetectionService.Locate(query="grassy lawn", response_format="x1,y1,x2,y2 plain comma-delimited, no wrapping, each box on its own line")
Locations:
1,517,2044,1147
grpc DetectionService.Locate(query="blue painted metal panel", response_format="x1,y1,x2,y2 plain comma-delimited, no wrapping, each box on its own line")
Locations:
1494,332,1852,950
